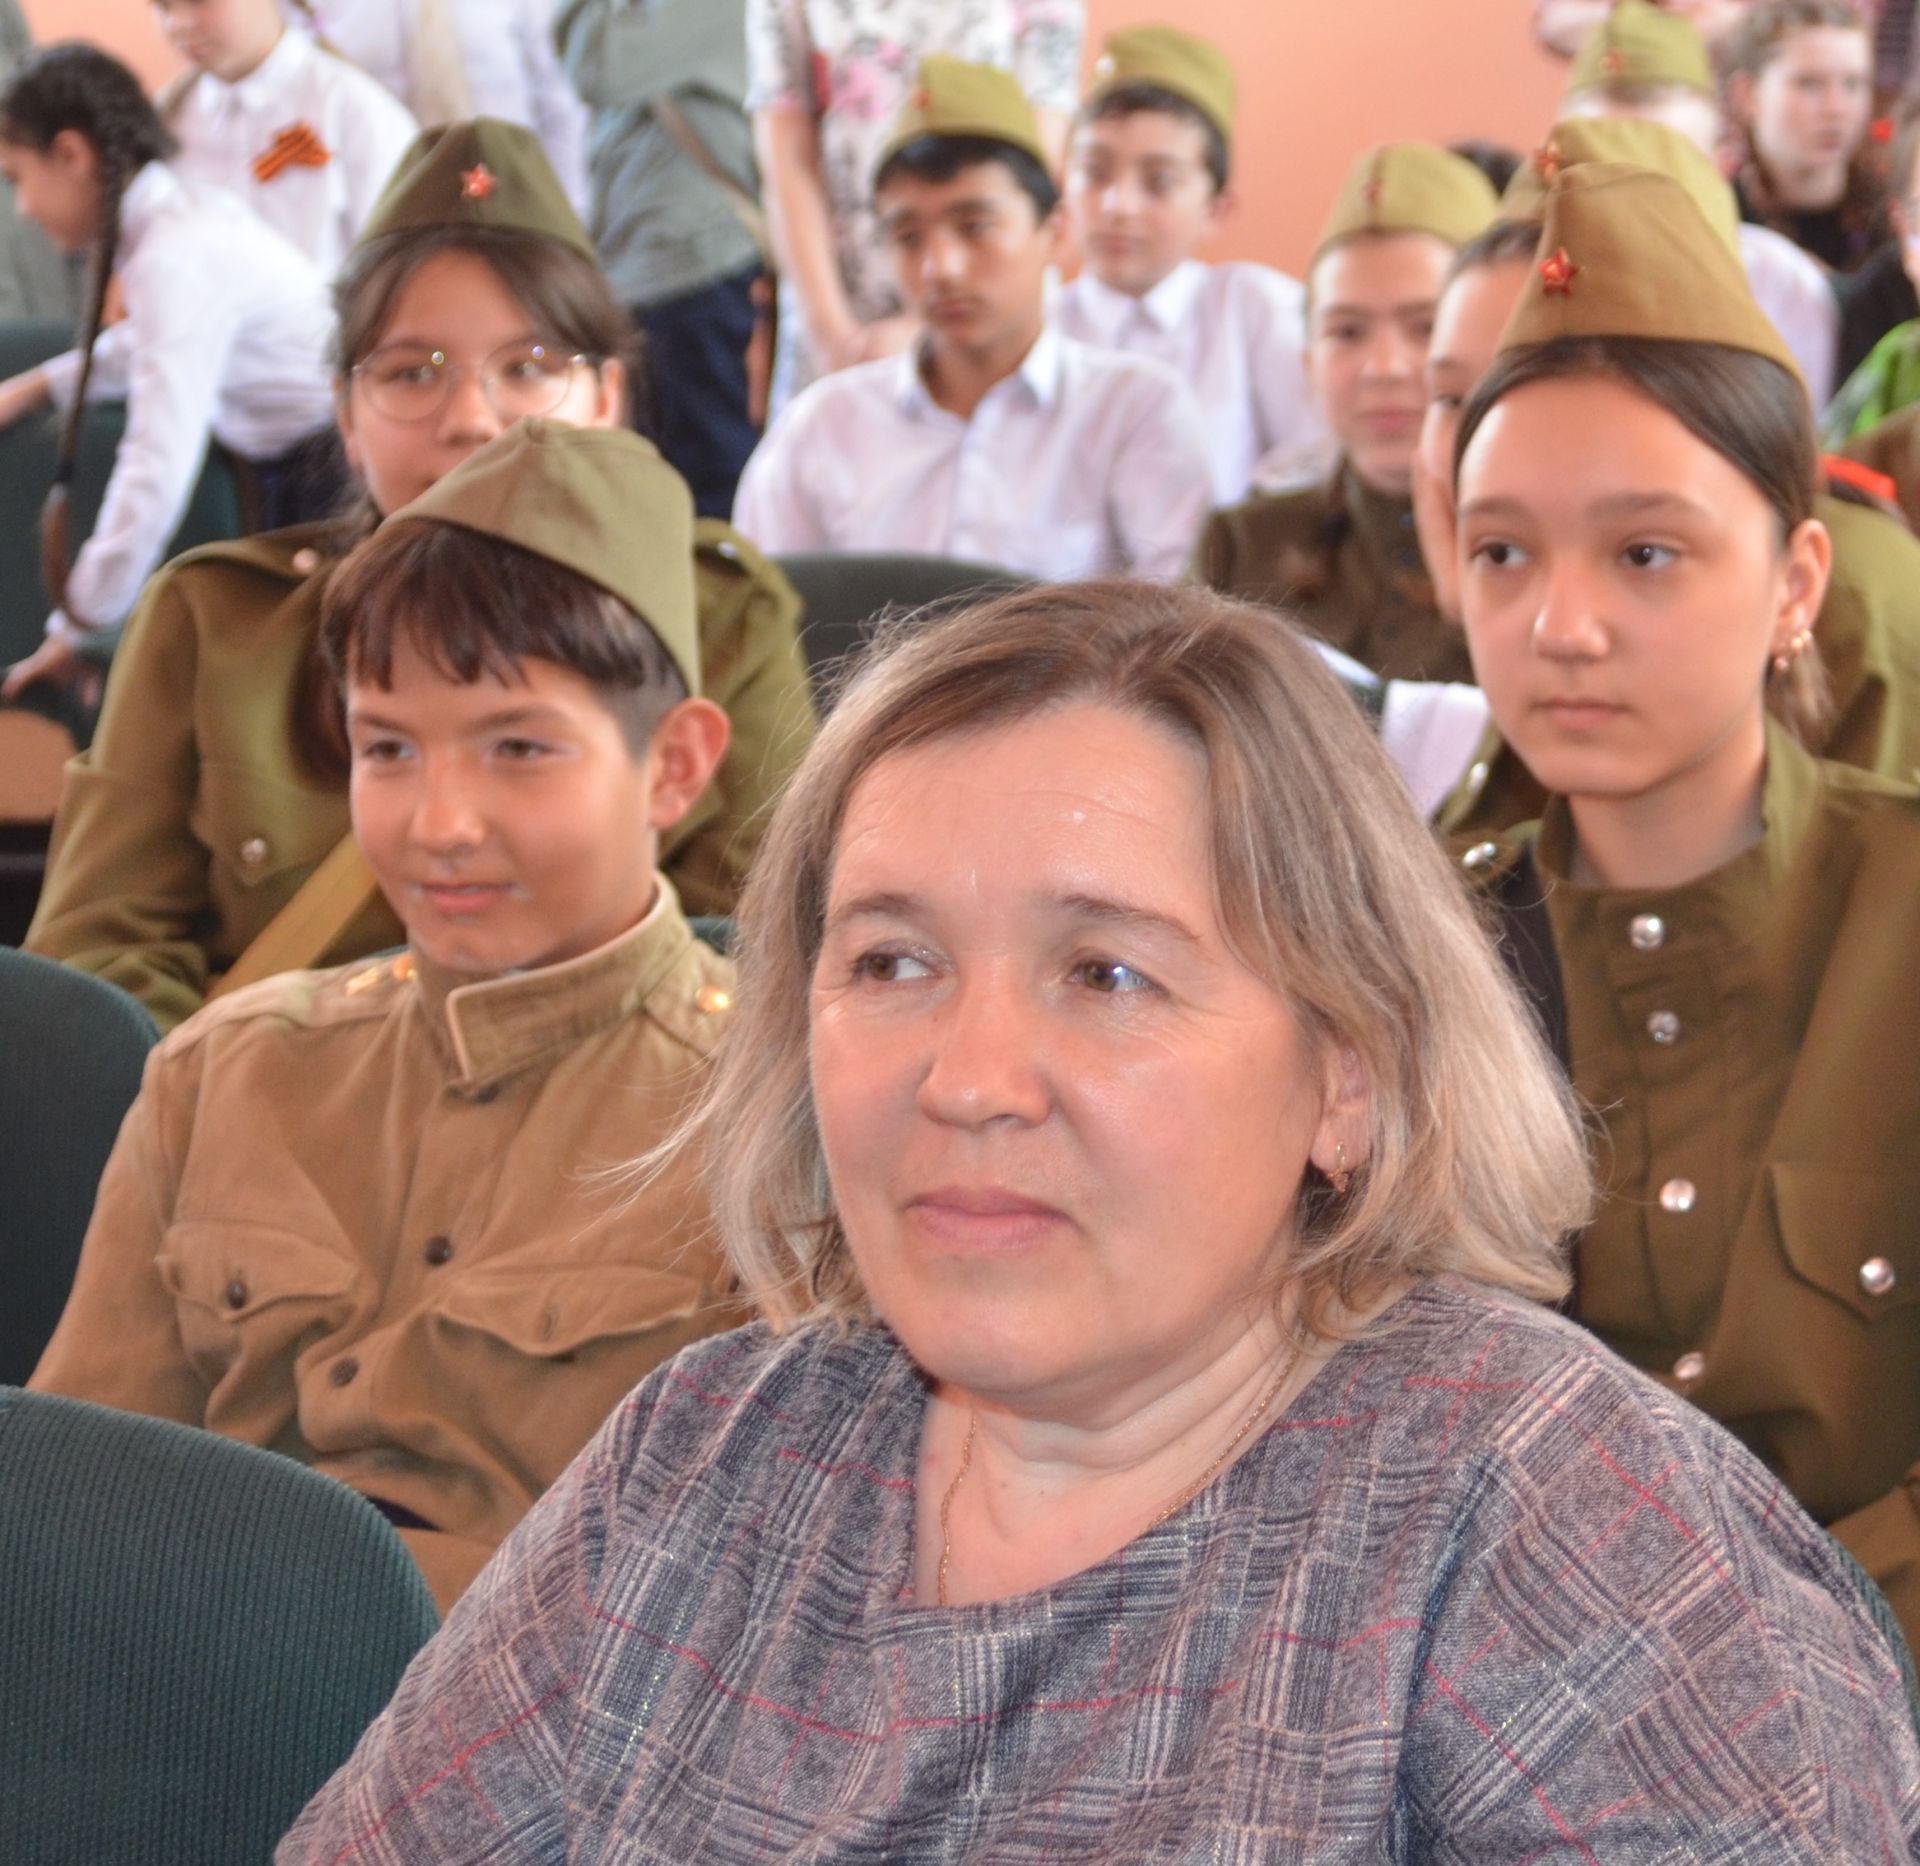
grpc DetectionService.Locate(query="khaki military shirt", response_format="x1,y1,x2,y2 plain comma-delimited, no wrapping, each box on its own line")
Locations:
25,517,815,1032
30,886,740,1613
1437,493,1920,836
1191,462,1472,685
1463,729,1920,1645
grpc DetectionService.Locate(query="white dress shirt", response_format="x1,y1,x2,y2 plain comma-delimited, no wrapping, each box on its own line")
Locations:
1739,223,1840,409
36,163,337,643
1051,258,1335,506
288,0,590,209
170,24,418,280
732,325,1214,582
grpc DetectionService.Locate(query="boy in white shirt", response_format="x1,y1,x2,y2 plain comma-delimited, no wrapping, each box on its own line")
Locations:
154,0,418,278
1053,26,1332,504
733,56,1212,583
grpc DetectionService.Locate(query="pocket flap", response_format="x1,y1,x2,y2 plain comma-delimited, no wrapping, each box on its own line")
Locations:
159,1221,359,1322
430,1262,709,1358
1770,1163,1920,1320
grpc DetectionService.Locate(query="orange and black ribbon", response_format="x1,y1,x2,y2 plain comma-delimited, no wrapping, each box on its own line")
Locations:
252,122,332,184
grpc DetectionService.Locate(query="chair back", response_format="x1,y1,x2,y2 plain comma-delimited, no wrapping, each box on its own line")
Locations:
0,1386,438,1864
772,552,1030,704
0,948,157,1384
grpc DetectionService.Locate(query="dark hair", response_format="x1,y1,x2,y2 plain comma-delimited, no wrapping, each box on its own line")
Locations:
0,45,177,531
318,521,688,761
873,134,1060,219
1084,82,1229,193
1454,334,1830,741
1722,0,1869,83
1448,139,1523,197
1446,217,1547,284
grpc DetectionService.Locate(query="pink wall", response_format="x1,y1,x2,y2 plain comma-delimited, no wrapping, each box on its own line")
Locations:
29,0,1570,273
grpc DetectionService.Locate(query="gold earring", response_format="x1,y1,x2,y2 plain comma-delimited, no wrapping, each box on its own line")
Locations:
1328,1141,1352,1197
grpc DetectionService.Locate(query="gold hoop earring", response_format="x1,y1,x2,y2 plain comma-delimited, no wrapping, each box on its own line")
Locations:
1327,1140,1352,1197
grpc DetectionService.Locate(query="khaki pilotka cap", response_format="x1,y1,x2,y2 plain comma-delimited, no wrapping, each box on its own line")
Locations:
1500,117,1743,254
1566,0,1716,98
1087,25,1237,143
874,55,1050,182
385,420,703,693
1313,144,1500,263
355,117,598,263
1499,162,1803,383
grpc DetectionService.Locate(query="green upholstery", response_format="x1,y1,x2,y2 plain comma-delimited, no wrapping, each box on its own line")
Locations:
772,552,1030,705
0,1386,438,1864
0,317,244,744
0,948,157,1385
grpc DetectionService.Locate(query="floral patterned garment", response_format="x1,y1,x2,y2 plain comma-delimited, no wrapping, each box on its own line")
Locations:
746,0,1084,406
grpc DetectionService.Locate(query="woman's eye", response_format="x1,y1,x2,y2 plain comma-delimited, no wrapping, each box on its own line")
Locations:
1071,957,1154,996
1469,539,1527,570
852,949,932,984
1621,542,1677,571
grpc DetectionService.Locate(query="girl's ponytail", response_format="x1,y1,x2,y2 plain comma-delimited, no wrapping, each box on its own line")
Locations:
0,45,175,618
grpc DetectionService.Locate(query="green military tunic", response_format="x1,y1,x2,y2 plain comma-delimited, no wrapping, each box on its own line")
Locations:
1192,463,1473,684
1437,492,1920,834
25,517,816,1032
1464,725,1920,1644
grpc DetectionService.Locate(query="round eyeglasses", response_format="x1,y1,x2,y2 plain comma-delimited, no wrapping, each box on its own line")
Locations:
349,339,599,423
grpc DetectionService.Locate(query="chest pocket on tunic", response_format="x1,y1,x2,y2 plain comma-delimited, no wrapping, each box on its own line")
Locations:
1771,1164,1920,1321
428,1262,712,1363
159,1223,360,1385
188,759,344,895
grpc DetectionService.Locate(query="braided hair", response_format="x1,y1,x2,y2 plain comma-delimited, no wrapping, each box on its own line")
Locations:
0,44,176,611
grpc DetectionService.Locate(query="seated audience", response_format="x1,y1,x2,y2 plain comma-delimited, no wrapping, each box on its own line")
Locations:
732,56,1212,581
25,121,813,1031
1051,25,1331,504
286,0,588,208
0,44,338,703
1193,141,1496,682
553,0,764,518
156,0,418,280
1454,160,1920,1644
1414,126,1920,835
284,577,1920,1861
1560,0,1841,401
32,420,740,1614
1827,106,1920,432
1724,0,1887,273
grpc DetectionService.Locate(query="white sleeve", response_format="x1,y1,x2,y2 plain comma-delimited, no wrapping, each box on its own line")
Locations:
39,320,137,409
54,252,235,636
1106,368,1216,583
516,0,590,211
731,405,828,553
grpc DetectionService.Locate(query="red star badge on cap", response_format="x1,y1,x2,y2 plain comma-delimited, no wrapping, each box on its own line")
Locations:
1531,141,1562,180
910,85,931,112
460,163,496,201
1601,47,1627,74
1539,247,1579,295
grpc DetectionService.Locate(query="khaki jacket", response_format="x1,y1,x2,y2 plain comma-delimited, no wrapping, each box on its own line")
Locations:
1437,494,1920,835
30,887,741,1613
1191,463,1472,684
1463,729,1920,1645
25,518,815,1031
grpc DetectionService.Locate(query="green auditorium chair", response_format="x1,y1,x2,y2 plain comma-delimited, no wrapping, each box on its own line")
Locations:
771,552,1031,705
0,948,157,1385
0,1387,438,1865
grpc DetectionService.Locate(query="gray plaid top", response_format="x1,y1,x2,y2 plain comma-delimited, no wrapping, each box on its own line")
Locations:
282,1279,1920,1862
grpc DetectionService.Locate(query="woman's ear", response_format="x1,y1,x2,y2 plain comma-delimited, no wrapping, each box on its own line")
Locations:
1771,514,1832,658
1308,1042,1370,1182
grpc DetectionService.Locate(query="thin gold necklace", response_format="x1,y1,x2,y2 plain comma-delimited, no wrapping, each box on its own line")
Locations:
934,1347,1300,1608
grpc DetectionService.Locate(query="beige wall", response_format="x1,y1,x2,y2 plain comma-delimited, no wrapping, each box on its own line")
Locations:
27,0,1570,273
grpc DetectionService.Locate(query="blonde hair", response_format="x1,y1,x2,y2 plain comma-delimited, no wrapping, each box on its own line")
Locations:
667,581,1589,1342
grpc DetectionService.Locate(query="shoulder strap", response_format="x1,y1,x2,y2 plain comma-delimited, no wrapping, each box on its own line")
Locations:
207,834,380,1002
652,95,773,264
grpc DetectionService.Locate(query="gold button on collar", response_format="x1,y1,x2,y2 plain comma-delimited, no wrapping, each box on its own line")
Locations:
694,984,733,1015
1629,913,1666,952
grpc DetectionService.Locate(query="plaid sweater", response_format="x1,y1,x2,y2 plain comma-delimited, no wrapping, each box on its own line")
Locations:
282,1280,1920,1862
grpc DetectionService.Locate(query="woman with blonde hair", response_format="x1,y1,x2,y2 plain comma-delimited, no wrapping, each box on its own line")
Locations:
287,575,1920,1859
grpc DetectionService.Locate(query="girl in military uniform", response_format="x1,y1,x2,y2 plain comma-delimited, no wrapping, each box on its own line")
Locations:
25,118,815,1033
1453,158,1920,1646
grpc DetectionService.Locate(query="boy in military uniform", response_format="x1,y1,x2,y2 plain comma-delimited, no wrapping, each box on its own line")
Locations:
1050,25,1330,505
1192,142,1497,684
32,421,741,1615
733,56,1213,582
